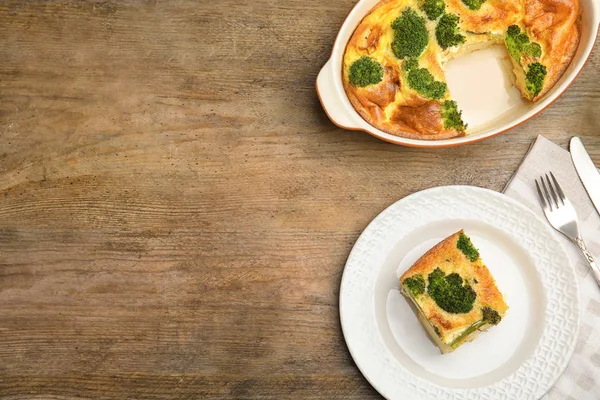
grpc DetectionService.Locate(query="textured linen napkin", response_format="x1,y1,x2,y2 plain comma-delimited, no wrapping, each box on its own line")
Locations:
503,135,600,399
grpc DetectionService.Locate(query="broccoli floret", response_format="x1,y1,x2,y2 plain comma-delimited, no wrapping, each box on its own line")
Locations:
461,0,486,10
505,25,542,64
526,62,547,97
457,233,479,262
403,58,419,71
482,306,501,325
406,65,447,99
523,42,542,57
435,13,466,50
441,100,466,131
433,325,442,337
348,56,384,87
505,36,522,62
403,275,426,297
505,25,527,60
421,0,445,20
507,25,520,36
391,8,429,59
427,268,477,313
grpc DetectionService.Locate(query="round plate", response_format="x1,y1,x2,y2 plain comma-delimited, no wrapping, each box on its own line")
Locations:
340,186,580,399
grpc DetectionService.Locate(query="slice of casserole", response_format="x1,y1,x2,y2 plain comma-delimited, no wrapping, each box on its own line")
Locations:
399,230,508,353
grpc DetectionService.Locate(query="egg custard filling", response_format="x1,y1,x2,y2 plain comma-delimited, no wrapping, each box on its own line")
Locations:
343,0,580,140
399,230,508,353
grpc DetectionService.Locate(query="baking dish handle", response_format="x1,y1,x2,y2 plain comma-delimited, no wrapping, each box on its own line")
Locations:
316,58,358,129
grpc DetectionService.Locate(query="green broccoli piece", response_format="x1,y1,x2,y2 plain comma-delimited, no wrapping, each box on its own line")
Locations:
505,35,523,61
406,64,447,99
427,268,477,313
403,275,426,297
482,306,501,325
403,58,419,72
523,42,542,57
391,8,429,59
421,0,445,20
433,325,442,337
461,0,486,10
441,100,466,131
505,25,542,64
526,62,547,97
457,233,479,262
449,306,502,347
435,13,466,50
505,25,528,60
506,25,520,36
348,56,384,87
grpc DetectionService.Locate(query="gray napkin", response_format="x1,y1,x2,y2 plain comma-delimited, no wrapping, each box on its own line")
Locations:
503,135,600,399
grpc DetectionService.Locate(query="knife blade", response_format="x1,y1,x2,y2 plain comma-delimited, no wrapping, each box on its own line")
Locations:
570,137,600,218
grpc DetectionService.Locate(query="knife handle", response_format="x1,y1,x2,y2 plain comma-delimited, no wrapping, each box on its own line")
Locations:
574,237,600,289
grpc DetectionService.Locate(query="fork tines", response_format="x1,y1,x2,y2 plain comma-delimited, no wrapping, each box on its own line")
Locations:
535,172,566,211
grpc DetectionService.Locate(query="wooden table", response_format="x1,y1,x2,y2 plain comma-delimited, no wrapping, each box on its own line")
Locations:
1,1,598,398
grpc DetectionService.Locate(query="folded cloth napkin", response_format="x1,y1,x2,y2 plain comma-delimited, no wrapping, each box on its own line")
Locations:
503,135,600,399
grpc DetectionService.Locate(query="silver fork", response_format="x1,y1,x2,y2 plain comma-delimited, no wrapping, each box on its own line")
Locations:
535,172,600,288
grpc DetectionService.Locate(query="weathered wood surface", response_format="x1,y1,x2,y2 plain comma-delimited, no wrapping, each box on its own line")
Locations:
0,0,598,398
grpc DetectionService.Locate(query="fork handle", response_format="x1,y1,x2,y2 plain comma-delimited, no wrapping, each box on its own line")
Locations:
574,238,600,288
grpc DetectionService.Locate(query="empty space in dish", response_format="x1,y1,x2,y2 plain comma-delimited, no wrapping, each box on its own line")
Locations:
444,44,531,135
374,219,546,388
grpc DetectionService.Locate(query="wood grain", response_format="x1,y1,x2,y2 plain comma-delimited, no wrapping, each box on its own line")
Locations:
0,0,599,398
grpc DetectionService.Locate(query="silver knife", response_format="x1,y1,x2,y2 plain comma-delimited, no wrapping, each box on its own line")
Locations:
570,137,600,218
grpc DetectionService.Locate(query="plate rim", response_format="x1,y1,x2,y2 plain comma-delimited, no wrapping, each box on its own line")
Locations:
339,185,581,400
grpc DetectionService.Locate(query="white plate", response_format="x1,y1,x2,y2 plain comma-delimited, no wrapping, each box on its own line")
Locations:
340,186,580,400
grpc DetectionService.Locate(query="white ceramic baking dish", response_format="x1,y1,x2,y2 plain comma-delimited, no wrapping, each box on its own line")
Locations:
316,0,599,148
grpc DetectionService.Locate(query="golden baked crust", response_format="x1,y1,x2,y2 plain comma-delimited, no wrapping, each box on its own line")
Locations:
399,230,508,351
342,0,580,139
524,0,580,100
